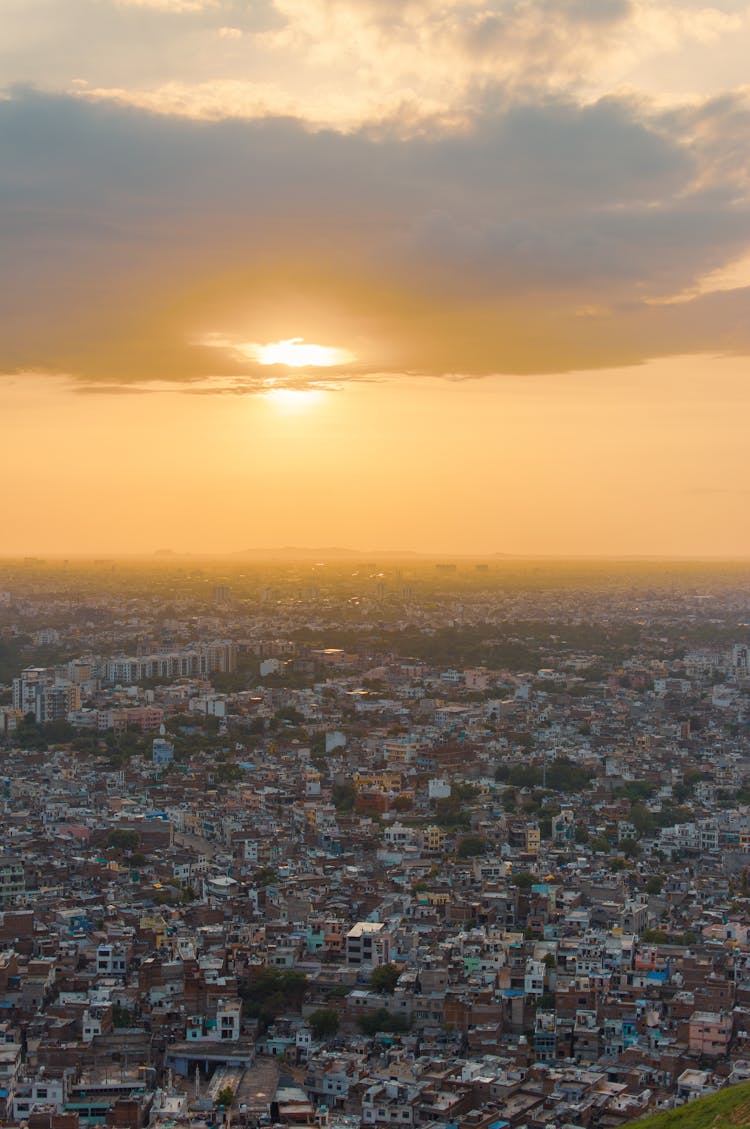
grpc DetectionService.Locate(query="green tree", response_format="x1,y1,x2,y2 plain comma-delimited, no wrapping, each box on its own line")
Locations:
332,782,356,812
12,716,47,750
254,867,277,887
308,1007,340,1039
370,963,401,994
629,803,655,835
215,762,243,784
357,1008,410,1035
457,835,487,858
112,1003,134,1027
618,781,656,802
641,929,669,944
239,966,309,1030
435,797,471,828
42,718,75,742
216,1087,235,1108
106,829,141,853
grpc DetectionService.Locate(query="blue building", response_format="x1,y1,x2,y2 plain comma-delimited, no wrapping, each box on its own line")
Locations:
152,736,174,766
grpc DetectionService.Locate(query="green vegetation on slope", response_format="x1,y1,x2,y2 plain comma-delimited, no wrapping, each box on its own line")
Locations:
630,1083,750,1129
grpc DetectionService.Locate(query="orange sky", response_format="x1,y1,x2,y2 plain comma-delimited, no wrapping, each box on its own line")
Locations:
2,1,750,555
2,357,750,557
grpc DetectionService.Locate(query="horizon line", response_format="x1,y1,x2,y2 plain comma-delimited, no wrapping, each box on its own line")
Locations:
3,549,750,564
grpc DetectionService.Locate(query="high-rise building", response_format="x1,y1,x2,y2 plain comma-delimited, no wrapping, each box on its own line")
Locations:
11,669,80,723
0,857,25,906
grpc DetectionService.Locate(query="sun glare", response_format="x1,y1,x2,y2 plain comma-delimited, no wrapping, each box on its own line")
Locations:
254,338,355,367
197,332,356,369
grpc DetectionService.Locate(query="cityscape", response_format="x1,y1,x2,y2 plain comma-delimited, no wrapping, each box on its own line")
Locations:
1,559,750,1129
4,1,750,1128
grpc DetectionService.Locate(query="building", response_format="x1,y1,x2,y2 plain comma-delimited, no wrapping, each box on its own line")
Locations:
105,642,237,684
152,737,175,767
10,669,80,724
0,858,25,906
346,922,391,967
688,1011,733,1057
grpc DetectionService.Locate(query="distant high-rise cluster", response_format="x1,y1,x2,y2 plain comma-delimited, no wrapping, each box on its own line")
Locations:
104,641,237,683
6,641,236,728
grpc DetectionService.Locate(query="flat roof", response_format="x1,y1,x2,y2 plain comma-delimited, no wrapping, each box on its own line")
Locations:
347,922,385,937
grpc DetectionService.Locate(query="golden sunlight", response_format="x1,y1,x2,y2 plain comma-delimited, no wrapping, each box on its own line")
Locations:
262,387,324,411
254,338,355,367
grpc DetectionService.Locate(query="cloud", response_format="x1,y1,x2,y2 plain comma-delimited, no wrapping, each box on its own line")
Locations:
3,1,749,134
113,0,219,10
1,87,750,390
76,0,748,128
75,0,639,127
78,79,308,122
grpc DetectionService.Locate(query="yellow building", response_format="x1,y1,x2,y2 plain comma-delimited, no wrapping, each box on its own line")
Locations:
525,825,541,855
140,912,169,948
353,770,403,793
423,826,448,852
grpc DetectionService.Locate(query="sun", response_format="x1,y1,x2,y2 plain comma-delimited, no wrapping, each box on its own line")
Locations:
196,332,356,370
254,337,355,367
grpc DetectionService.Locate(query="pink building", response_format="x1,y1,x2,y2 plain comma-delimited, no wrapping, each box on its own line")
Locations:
688,1011,732,1057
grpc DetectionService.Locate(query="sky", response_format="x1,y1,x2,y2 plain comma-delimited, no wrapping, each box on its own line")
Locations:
2,0,750,557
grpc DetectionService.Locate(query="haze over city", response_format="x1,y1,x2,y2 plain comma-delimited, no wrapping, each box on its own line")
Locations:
3,1,750,555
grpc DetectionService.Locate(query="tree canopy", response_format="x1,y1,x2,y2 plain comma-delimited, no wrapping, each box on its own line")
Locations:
370,963,401,994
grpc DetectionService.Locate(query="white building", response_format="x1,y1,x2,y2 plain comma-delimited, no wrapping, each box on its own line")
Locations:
346,922,391,967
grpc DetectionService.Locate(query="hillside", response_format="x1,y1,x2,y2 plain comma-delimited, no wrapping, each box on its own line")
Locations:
631,1084,750,1129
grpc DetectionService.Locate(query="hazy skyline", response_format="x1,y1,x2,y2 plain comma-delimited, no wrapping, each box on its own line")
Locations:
2,1,750,556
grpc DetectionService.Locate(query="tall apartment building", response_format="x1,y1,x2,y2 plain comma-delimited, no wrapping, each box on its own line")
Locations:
106,641,237,683
12,668,49,716
0,858,25,906
12,669,81,724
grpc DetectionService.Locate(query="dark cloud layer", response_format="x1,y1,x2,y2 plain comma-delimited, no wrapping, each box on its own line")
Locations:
2,86,750,388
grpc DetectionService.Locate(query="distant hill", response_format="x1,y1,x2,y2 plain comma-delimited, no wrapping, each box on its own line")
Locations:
232,546,424,560
628,1083,750,1129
